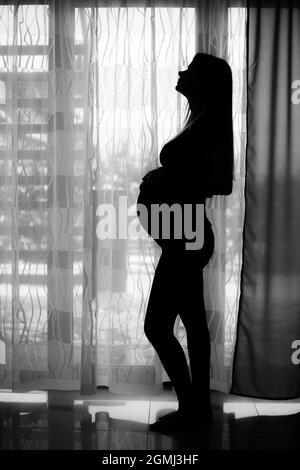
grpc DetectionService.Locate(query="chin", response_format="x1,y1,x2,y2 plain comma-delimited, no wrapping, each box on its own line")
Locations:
176,86,186,97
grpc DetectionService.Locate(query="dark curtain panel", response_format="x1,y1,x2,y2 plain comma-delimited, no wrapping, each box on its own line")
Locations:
231,0,300,398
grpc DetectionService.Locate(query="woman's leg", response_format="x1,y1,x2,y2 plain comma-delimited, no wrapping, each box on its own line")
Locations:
144,252,193,411
178,220,215,411
178,266,212,410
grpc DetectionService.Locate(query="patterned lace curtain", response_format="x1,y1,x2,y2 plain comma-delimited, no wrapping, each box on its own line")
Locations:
0,0,246,395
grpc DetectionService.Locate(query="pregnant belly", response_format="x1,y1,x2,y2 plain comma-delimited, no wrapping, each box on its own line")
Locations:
136,167,206,249
137,168,174,207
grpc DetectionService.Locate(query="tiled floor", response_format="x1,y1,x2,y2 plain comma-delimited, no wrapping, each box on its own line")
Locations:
0,387,300,450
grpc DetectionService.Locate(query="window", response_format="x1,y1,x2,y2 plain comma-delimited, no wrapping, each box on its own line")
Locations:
0,3,246,378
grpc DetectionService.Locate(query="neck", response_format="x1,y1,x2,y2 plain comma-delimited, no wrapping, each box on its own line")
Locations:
189,100,207,120
189,104,206,124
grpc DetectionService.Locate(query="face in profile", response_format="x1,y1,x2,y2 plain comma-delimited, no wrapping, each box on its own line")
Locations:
175,59,203,98
175,53,232,126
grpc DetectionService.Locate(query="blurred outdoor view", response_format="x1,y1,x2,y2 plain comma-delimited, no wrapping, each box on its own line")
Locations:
0,4,246,386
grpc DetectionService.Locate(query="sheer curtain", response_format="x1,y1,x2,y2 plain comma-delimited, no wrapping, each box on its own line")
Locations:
0,0,246,395
231,0,300,399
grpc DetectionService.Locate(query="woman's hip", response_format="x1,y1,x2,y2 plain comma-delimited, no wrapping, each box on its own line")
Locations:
160,211,215,265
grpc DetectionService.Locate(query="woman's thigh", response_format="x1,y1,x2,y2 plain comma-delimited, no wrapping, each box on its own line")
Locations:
161,215,214,268
144,254,182,333
170,223,214,326
144,218,214,332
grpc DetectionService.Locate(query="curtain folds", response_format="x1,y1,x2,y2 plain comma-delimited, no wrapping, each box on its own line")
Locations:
0,0,246,396
231,0,300,399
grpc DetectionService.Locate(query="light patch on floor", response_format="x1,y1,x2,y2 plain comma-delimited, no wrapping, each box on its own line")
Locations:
254,402,300,416
0,392,48,403
223,402,258,419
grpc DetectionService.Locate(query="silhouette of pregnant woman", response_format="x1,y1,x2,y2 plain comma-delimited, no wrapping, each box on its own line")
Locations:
137,53,234,433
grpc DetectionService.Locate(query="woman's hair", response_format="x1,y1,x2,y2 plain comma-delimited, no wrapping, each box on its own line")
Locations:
181,53,235,182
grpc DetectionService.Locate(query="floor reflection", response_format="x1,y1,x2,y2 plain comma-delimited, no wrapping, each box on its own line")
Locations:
0,390,300,450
